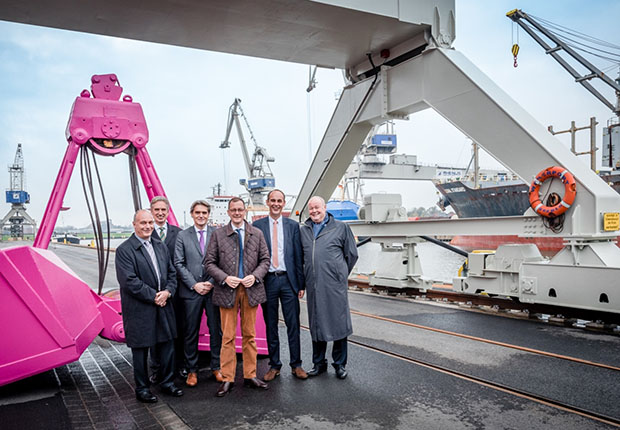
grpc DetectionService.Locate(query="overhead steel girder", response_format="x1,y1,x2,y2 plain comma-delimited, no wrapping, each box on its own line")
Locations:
294,47,620,239
348,215,541,238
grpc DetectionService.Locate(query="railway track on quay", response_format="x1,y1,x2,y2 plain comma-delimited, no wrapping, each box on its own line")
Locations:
348,278,620,333
300,287,620,428
342,335,620,428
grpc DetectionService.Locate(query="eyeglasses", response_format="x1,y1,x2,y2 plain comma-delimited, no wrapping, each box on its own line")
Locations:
229,208,245,213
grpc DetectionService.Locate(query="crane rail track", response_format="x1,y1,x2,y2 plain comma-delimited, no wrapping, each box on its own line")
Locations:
345,305,620,372
347,335,620,428
296,318,620,427
348,278,620,332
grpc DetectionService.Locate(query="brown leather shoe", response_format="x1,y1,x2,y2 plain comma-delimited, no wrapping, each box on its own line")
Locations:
244,377,269,389
263,368,280,382
216,381,233,397
212,370,224,383
186,372,198,387
291,367,308,380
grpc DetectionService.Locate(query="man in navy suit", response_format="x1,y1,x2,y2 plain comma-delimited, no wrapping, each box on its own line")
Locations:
174,200,223,387
116,209,183,403
149,196,185,381
253,189,307,381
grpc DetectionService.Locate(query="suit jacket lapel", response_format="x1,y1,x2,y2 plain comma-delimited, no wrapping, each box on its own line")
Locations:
261,219,271,254
139,243,159,282
189,227,203,256
206,226,214,254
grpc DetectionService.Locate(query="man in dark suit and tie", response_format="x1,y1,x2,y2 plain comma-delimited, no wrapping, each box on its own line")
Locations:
253,189,307,381
149,196,185,381
151,196,182,257
115,209,184,403
174,200,223,387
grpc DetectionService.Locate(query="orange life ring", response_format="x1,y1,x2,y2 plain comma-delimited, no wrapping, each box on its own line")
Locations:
529,166,576,217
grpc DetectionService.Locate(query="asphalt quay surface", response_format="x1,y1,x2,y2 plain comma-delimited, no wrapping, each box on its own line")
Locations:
337,292,620,422
0,241,618,429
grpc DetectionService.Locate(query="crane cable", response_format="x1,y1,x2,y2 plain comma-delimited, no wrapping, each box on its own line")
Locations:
79,145,111,295
514,13,620,68
127,147,142,212
511,21,520,68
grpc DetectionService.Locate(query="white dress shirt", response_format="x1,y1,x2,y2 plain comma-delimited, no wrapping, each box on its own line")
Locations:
269,216,286,272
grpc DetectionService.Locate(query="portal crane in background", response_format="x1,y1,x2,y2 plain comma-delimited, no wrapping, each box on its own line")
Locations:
1,143,37,238
507,9,620,170
220,98,275,207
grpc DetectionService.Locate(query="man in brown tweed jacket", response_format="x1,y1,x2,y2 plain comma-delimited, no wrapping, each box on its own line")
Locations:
205,197,271,397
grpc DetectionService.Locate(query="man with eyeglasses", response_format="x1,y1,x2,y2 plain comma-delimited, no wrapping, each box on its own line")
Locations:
204,197,271,397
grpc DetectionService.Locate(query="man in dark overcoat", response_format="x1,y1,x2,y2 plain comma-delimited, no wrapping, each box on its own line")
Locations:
204,197,271,397
116,209,184,403
300,196,358,380
253,189,307,381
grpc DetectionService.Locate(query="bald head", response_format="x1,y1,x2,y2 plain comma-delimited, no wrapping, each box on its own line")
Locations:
133,209,155,239
308,196,327,224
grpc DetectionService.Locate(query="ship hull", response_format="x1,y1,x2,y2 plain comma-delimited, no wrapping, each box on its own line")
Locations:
435,178,620,251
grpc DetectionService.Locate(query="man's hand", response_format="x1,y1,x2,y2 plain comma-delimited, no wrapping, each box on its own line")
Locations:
204,281,213,293
154,290,171,307
225,276,242,289
298,290,305,299
193,282,209,295
241,275,256,288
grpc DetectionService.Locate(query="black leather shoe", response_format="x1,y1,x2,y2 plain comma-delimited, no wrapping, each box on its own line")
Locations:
307,365,327,377
335,366,348,380
216,381,233,397
161,384,184,397
244,377,269,389
135,390,158,403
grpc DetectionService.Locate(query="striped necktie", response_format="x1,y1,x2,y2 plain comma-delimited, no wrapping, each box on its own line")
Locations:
159,226,166,241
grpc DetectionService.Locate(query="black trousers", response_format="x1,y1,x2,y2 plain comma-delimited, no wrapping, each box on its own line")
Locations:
133,340,175,392
261,272,302,369
312,337,347,368
150,292,185,374
183,292,222,372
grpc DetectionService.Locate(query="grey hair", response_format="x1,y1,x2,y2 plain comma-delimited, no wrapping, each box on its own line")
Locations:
150,196,170,208
190,199,211,213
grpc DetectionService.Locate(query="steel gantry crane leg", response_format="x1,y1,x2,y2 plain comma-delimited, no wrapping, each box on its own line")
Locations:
293,47,620,314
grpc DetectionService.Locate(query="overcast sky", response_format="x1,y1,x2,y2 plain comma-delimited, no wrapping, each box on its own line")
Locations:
1,0,619,228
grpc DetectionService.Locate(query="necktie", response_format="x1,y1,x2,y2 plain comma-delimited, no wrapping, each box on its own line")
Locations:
272,219,279,269
236,228,244,278
199,230,205,254
144,240,161,290
159,226,166,241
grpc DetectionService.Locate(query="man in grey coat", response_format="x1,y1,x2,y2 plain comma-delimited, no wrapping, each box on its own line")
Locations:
300,196,358,380
174,200,223,388
116,209,184,403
